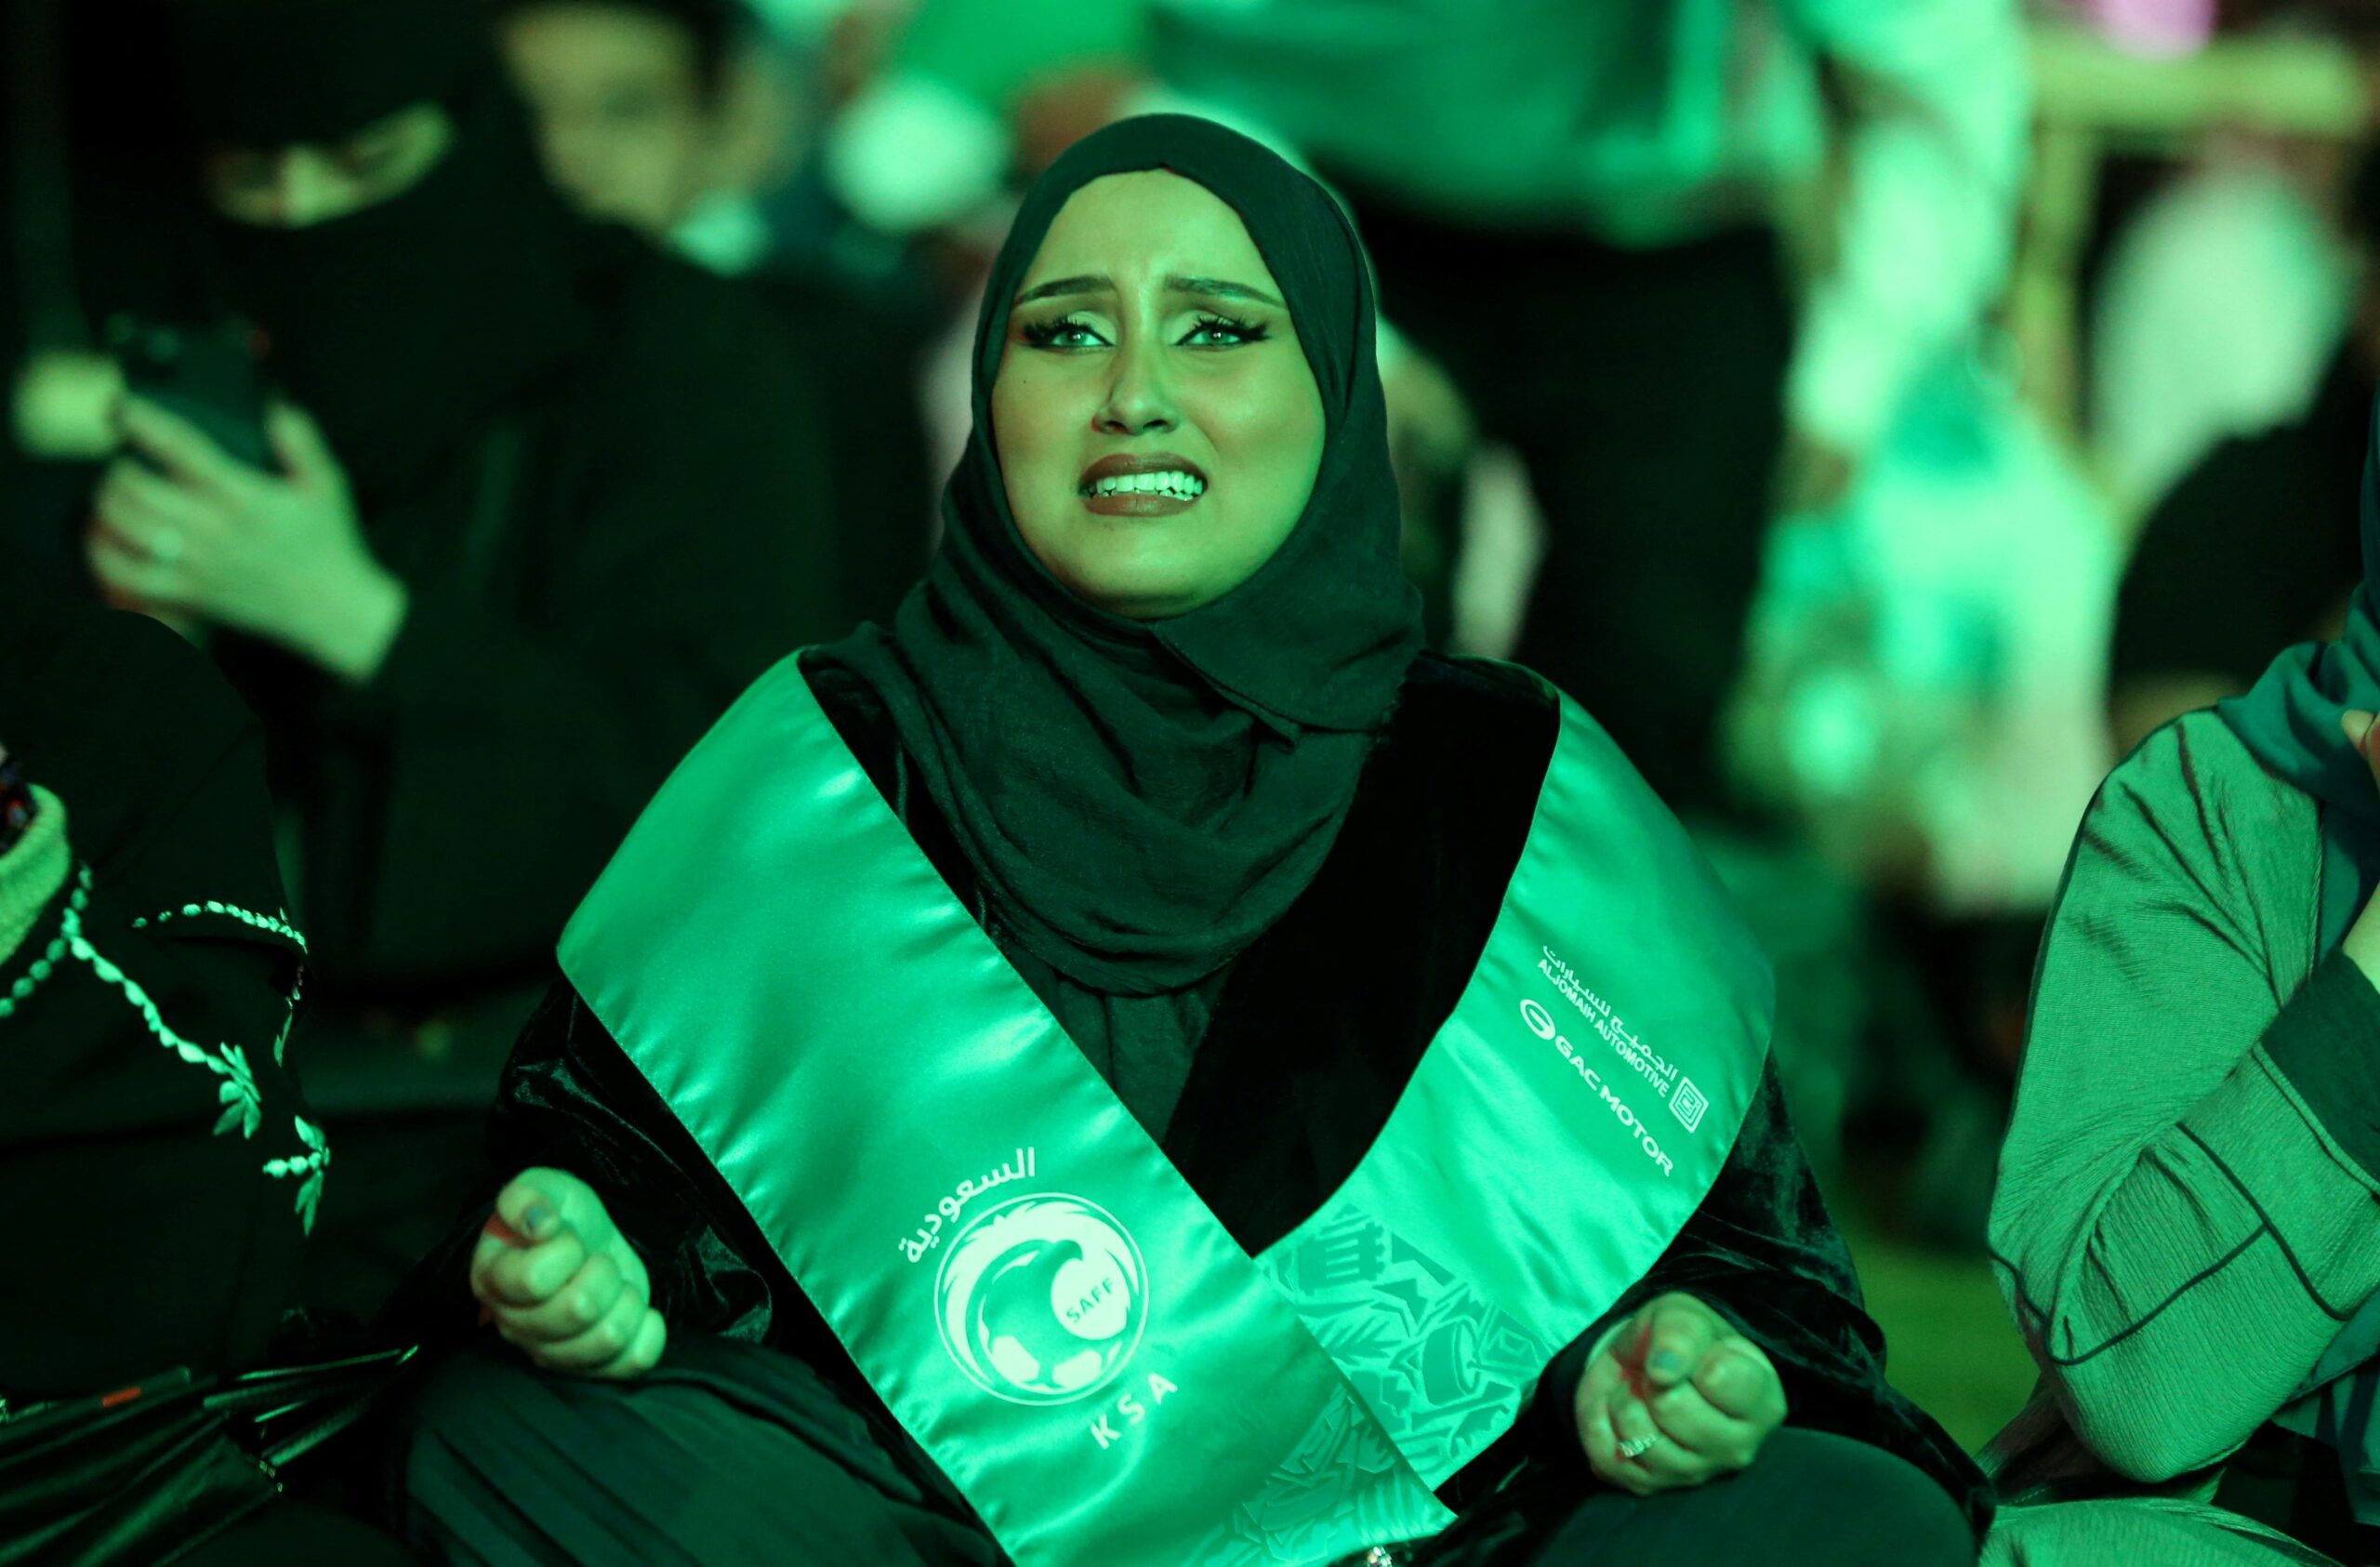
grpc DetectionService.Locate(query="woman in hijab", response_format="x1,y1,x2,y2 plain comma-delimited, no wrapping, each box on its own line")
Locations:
388,116,1982,1566
1984,393,2380,1564
62,0,851,1319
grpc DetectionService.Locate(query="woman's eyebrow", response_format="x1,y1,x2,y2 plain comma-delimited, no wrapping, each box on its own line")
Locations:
1012,273,1285,308
1013,274,1113,306
1168,275,1283,308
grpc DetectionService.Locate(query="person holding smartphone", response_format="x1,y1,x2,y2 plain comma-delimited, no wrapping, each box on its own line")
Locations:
73,0,854,1319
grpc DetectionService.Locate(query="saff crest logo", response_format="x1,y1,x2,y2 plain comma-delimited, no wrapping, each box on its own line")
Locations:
934,1193,1148,1405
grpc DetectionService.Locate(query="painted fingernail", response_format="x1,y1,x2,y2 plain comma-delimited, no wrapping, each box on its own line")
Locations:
522,1202,556,1238
1648,1351,1683,1378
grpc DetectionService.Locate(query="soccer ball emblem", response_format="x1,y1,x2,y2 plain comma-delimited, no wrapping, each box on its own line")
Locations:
934,1193,1148,1405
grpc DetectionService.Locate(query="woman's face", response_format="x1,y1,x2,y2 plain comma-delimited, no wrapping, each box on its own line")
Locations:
204,102,458,228
993,170,1325,620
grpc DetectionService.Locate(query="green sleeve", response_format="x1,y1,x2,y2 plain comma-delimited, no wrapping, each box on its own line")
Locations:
1990,712,2380,1482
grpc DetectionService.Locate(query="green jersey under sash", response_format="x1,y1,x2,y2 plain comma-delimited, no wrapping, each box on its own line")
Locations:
559,654,1771,1566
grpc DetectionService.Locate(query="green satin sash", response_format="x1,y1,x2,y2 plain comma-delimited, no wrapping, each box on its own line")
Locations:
558,655,1771,1566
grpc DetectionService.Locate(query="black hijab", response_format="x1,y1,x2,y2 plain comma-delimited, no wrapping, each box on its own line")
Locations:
819,115,1421,999
164,0,590,504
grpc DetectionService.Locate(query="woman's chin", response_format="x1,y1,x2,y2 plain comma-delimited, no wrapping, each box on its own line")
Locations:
1039,541,1219,620
1053,565,1211,620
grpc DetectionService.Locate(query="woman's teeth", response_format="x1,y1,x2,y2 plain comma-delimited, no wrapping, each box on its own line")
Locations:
1085,471,1206,500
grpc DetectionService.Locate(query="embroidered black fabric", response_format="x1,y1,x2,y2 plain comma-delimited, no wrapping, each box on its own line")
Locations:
0,605,310,1399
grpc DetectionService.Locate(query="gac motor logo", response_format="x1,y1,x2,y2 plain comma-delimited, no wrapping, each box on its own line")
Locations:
934,1193,1149,1406
1519,996,1674,1176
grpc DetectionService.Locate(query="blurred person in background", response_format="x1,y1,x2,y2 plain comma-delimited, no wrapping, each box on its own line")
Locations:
1982,401,2380,1565
0,595,410,1566
1139,0,2032,816
492,0,935,622
493,0,747,240
2103,139,2380,755
72,0,845,1318
2082,0,2376,521
2089,147,2358,523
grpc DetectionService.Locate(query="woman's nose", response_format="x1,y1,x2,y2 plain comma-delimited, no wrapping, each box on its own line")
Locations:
1095,340,1178,435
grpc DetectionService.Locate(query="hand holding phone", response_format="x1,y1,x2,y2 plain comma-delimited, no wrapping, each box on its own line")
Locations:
104,316,274,472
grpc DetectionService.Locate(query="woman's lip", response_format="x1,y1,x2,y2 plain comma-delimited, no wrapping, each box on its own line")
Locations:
1078,453,1207,487
1082,489,1199,518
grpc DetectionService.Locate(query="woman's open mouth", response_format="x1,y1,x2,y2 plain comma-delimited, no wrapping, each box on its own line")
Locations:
1078,454,1208,517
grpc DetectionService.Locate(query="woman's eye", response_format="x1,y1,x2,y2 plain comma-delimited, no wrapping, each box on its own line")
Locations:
1017,314,1268,350
1182,314,1268,348
1019,317,1106,351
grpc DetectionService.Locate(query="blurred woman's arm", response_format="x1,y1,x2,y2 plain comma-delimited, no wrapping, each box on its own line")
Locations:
1990,712,2380,1481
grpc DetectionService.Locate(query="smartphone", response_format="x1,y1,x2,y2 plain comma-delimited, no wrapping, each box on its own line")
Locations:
104,314,274,471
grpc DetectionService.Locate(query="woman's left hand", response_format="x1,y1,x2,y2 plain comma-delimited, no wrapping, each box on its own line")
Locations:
87,396,408,684
1573,1291,1787,1494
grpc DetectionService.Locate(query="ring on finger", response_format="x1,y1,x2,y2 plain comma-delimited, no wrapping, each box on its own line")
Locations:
1617,1432,1661,1461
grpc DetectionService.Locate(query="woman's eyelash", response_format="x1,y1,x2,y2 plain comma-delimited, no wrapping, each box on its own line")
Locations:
1016,312,1273,349
1019,315,1102,349
1186,313,1268,345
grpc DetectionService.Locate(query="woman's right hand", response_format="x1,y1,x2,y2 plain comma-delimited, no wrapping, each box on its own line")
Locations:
469,1166,667,1379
